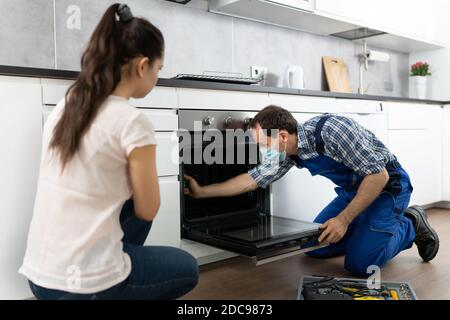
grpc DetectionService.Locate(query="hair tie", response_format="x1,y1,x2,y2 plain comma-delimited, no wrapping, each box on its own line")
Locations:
117,4,133,22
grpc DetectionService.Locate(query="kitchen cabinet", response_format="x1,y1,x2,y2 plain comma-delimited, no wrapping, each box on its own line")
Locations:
315,0,370,26
41,79,74,105
316,0,446,47
345,110,389,145
3,73,449,300
141,109,178,131
154,132,179,176
269,95,382,114
443,105,450,201
130,87,178,109
140,109,180,178
386,103,443,206
211,0,444,52
41,79,178,109
0,76,42,299
144,177,181,247
209,0,357,36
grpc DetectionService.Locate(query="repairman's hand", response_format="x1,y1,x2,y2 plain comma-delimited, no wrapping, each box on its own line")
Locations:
318,215,350,244
184,175,205,199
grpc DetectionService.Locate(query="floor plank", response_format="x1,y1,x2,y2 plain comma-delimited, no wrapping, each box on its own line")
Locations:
182,208,450,300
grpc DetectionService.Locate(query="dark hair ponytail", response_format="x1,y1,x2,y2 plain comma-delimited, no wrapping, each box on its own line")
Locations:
50,3,164,170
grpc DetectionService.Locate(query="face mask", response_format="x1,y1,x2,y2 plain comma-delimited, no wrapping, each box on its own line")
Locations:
259,145,287,163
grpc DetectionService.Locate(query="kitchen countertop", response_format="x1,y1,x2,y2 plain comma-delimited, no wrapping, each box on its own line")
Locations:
0,65,447,105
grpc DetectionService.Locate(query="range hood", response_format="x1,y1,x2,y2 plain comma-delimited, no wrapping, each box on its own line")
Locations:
209,0,359,36
209,0,444,53
331,27,386,41
165,0,192,4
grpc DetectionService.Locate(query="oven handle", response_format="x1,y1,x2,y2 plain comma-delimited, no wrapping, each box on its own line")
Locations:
253,243,329,266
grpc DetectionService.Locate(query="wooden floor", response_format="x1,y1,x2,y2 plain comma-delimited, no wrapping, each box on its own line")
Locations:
183,208,450,300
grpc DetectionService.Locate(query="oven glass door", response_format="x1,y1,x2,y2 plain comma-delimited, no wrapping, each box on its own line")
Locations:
183,214,322,262
180,128,323,262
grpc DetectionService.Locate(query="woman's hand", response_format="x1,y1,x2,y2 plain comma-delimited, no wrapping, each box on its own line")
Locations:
318,215,350,244
184,175,205,199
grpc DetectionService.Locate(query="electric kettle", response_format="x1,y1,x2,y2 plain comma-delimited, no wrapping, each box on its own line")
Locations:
285,65,305,89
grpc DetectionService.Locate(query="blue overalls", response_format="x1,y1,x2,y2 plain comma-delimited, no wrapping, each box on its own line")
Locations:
296,115,416,275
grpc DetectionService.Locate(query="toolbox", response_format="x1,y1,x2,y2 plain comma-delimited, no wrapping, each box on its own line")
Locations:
297,275,418,300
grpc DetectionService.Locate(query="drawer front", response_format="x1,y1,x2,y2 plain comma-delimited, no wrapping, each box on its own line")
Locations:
270,94,338,113
178,88,271,111
42,81,176,109
130,86,177,109
271,94,382,114
155,132,179,177
41,79,74,105
142,109,178,131
335,99,382,114
387,102,429,129
42,107,178,132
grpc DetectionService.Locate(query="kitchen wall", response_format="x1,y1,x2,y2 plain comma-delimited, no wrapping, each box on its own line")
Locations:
0,0,410,96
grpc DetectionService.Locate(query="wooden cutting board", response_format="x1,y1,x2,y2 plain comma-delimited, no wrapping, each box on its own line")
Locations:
322,56,352,93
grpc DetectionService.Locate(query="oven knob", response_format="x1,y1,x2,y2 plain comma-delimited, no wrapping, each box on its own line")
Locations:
244,117,253,127
224,116,233,127
203,116,215,126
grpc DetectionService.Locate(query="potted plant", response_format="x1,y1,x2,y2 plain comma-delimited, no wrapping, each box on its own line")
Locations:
410,61,431,99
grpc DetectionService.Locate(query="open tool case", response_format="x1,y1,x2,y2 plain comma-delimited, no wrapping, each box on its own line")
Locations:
297,275,418,300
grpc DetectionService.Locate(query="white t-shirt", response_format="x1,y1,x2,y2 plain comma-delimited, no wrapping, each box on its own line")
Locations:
19,95,156,294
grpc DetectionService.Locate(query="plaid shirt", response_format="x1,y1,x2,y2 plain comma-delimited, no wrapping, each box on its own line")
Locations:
249,114,396,189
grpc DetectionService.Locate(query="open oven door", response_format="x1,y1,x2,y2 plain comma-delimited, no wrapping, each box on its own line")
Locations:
181,192,326,266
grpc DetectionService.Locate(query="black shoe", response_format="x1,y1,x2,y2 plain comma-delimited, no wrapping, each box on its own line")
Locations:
404,205,439,262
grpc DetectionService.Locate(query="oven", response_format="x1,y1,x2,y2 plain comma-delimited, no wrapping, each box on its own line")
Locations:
178,109,325,265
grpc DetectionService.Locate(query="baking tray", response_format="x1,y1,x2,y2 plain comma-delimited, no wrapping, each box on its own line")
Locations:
297,275,418,300
174,73,262,85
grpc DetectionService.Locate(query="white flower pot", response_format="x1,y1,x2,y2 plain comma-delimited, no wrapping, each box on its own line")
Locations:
411,76,427,99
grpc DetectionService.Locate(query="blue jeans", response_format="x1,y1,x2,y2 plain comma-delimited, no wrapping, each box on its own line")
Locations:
28,200,199,300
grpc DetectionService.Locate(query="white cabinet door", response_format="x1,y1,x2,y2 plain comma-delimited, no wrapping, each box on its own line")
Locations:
0,77,42,299
386,104,443,206
130,87,178,109
141,109,178,132
315,0,367,25
443,106,450,201
316,0,444,45
272,113,336,222
388,130,428,206
41,79,74,105
425,106,444,204
344,111,388,145
144,177,181,247
155,132,179,177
